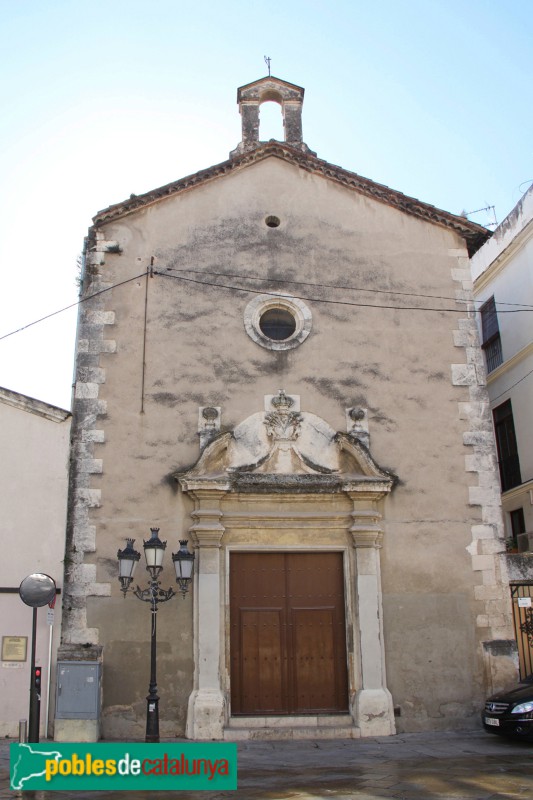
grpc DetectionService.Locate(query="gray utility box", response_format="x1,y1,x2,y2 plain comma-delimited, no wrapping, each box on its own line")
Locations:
55,661,101,720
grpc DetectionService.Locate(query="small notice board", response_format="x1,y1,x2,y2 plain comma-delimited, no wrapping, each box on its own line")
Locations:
2,636,28,662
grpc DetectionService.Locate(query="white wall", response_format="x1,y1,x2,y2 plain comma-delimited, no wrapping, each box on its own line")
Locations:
472,185,533,535
0,388,70,738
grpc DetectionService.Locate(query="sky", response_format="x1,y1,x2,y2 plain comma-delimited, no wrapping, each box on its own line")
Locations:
0,0,531,409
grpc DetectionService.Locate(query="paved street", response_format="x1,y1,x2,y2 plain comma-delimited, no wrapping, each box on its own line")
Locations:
1,730,532,799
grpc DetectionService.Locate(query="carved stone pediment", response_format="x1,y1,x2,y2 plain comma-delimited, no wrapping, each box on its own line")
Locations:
176,392,396,495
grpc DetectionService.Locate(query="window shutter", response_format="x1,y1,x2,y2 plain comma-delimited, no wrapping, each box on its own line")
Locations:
480,296,499,344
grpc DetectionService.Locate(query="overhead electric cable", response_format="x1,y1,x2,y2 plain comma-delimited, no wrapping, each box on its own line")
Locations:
0,271,147,342
155,271,532,314
490,366,533,403
2,266,532,346
163,266,533,310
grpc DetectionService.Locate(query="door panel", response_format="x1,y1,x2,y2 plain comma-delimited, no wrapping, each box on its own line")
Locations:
240,609,285,713
230,552,348,715
292,607,337,711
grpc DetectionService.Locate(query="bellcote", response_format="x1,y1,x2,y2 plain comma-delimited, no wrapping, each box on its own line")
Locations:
230,76,315,158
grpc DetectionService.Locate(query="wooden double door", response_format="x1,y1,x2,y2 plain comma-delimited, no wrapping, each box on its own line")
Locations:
230,552,349,715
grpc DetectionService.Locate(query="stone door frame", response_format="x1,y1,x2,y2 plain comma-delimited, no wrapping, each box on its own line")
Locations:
180,483,396,740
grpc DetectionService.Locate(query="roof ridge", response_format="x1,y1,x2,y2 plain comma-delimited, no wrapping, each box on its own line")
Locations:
92,142,490,255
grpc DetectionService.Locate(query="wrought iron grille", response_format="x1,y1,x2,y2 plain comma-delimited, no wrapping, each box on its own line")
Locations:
483,336,503,373
511,583,533,680
480,296,503,373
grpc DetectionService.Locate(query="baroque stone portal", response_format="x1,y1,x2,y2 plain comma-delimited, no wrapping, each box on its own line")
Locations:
175,391,397,740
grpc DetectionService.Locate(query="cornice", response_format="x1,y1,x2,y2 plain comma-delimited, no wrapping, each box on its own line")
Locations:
501,477,533,503
487,342,533,387
92,142,489,255
237,75,305,98
474,218,533,294
0,386,71,423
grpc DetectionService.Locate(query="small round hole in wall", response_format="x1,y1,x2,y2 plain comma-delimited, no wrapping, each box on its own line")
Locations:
265,215,281,228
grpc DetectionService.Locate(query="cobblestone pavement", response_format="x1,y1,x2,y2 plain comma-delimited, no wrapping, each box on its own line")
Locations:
1,730,532,799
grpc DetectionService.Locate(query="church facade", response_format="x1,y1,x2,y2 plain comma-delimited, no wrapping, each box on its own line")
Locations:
58,76,517,741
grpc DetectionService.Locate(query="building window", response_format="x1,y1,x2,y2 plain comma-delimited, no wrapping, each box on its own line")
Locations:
509,508,526,549
493,400,522,492
480,296,503,373
244,294,312,351
259,308,297,340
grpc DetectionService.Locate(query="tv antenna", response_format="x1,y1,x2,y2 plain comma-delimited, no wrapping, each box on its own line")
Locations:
465,204,498,229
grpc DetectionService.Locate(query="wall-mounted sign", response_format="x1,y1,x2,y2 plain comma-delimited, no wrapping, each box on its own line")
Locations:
2,636,28,662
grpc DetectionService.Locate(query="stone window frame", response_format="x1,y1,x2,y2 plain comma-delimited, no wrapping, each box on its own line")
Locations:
244,293,312,351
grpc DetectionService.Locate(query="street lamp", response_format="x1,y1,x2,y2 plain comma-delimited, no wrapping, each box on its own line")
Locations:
117,527,195,743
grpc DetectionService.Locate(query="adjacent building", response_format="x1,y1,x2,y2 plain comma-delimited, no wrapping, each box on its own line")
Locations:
0,386,70,738
59,75,518,741
471,184,533,679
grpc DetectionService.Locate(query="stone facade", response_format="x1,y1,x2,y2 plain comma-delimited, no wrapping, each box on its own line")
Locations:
59,76,516,741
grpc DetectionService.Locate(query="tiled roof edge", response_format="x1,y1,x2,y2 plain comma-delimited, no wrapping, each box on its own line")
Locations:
92,142,490,255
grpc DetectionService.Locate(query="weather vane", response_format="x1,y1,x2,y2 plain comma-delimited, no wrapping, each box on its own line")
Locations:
264,55,271,77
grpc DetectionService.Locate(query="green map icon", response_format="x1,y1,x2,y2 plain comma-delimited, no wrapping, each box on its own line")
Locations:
11,743,64,790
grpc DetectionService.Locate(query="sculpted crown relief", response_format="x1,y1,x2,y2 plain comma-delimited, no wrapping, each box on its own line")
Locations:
182,389,396,489
261,390,312,475
264,390,302,441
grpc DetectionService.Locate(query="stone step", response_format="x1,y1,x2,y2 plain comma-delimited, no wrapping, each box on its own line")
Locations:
224,715,359,740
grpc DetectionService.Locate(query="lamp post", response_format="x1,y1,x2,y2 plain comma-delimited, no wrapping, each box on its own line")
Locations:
117,528,194,743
